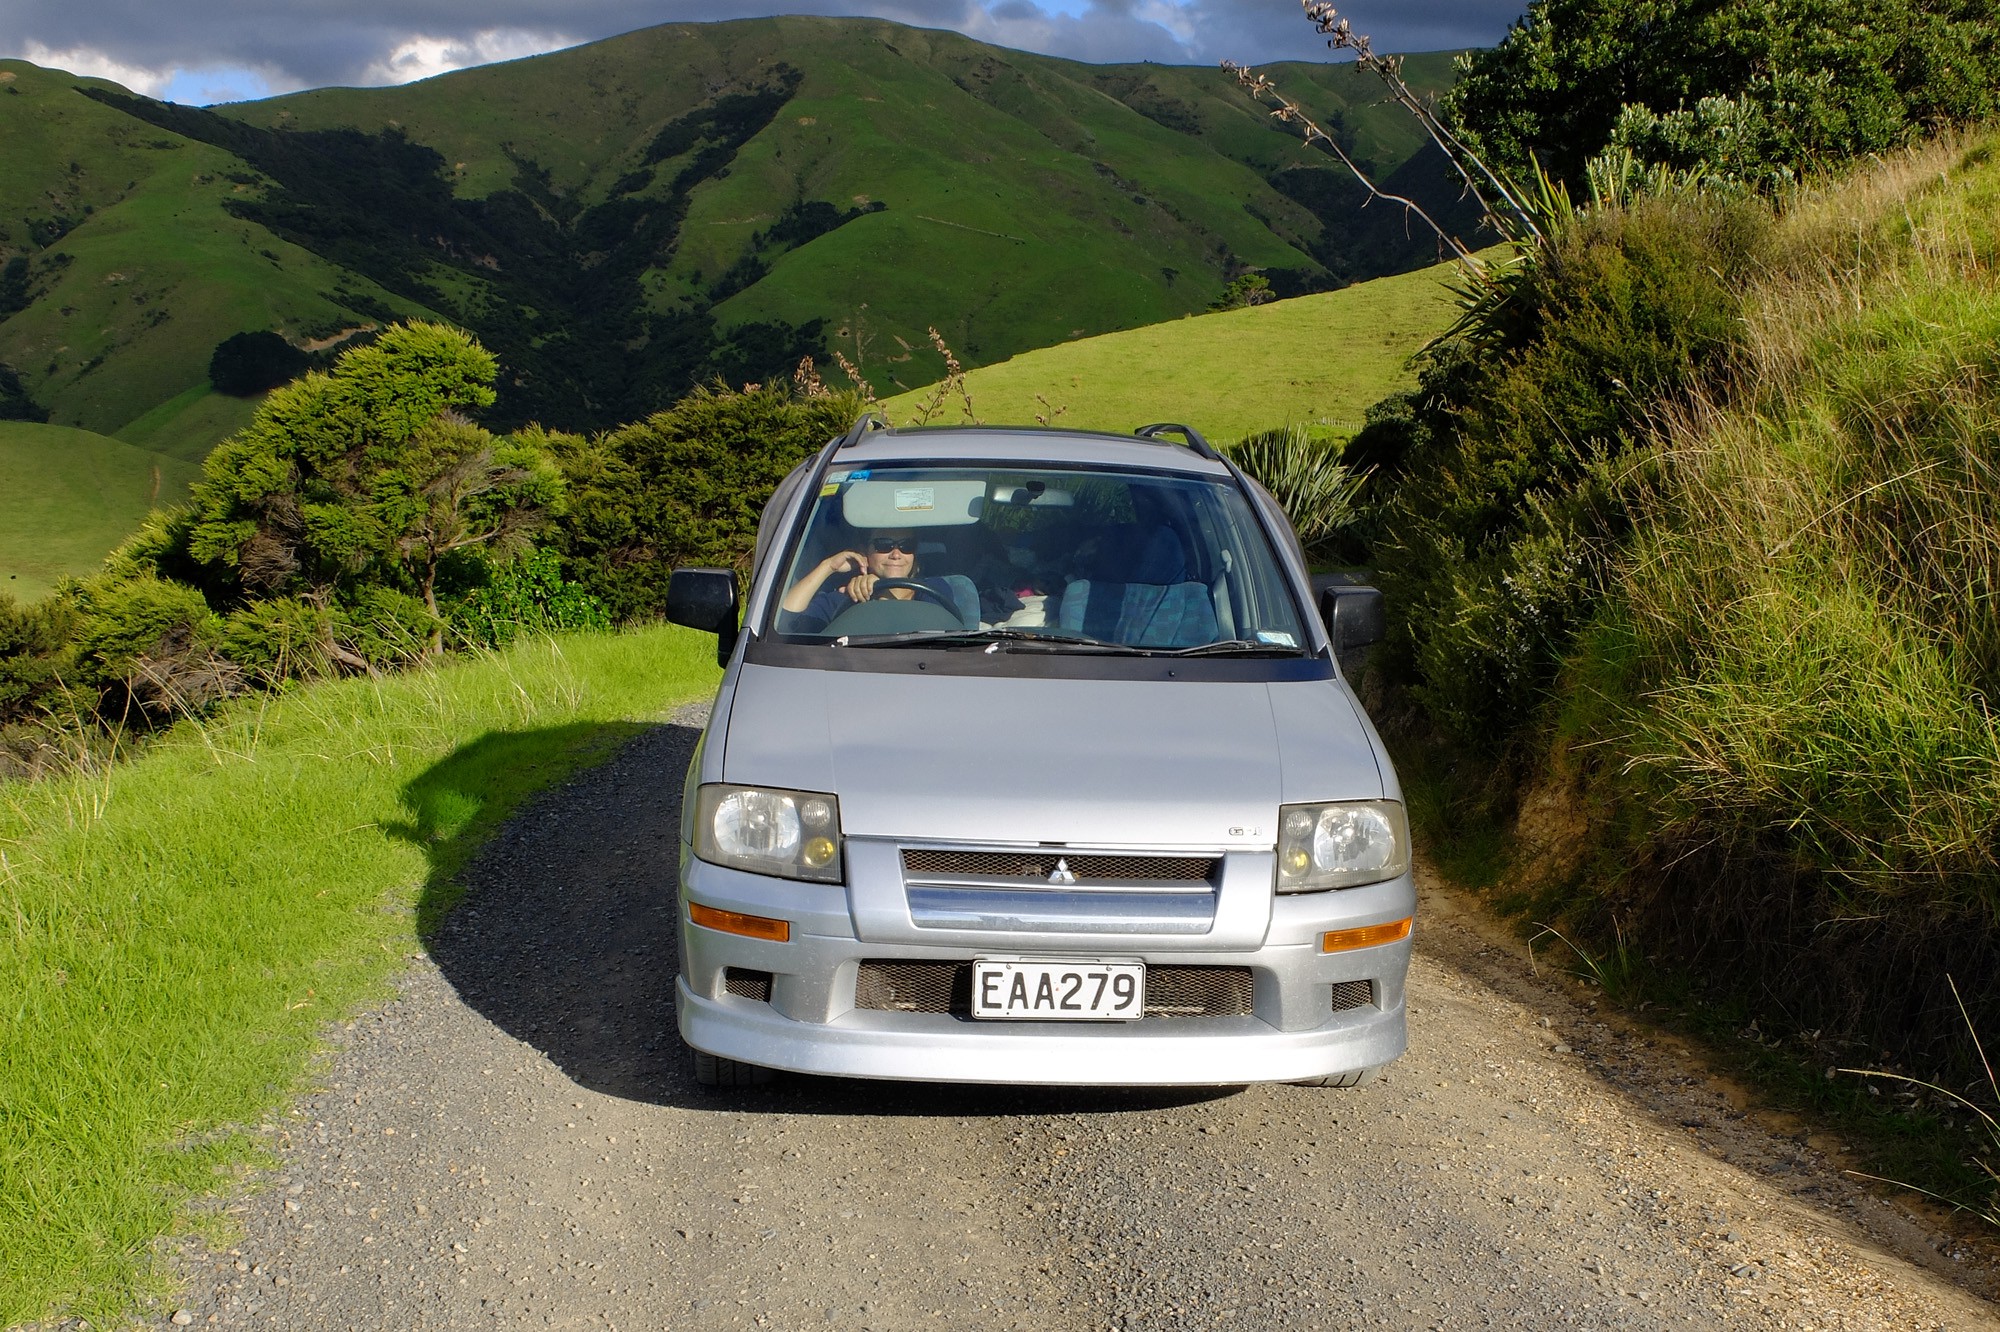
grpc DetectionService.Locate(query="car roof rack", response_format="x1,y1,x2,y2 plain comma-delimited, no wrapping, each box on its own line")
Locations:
837,412,891,449
1134,422,1221,461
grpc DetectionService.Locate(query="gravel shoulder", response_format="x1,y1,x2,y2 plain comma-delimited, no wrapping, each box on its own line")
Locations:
130,714,1999,1332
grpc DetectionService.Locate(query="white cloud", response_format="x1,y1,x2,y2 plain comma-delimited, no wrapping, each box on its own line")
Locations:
12,40,173,95
359,27,581,86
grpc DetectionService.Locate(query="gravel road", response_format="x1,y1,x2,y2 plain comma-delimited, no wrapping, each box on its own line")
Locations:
143,711,1998,1332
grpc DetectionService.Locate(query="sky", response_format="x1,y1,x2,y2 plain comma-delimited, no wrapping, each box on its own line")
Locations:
0,0,1521,106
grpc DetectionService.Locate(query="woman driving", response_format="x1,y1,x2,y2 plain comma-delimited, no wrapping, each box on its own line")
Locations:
778,529,957,634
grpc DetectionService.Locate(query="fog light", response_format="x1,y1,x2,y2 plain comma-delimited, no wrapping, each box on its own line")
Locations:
802,836,837,868
689,902,791,942
1322,917,1412,952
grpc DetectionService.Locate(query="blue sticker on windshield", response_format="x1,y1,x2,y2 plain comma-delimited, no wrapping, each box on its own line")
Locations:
846,469,870,481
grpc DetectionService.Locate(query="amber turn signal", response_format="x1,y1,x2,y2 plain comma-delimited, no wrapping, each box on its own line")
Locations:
688,902,791,942
1322,917,1412,953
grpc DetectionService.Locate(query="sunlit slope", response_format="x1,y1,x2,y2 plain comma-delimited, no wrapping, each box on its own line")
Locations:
0,60,429,442
881,257,1463,441
0,421,201,601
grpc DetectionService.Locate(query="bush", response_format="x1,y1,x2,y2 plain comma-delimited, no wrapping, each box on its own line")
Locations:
447,550,611,648
1222,426,1367,553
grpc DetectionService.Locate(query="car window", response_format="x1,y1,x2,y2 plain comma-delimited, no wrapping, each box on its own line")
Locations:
765,463,1308,653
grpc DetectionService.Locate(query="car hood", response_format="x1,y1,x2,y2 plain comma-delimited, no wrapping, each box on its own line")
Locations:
719,662,1383,848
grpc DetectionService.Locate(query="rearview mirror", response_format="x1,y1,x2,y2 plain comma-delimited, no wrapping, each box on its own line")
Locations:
667,567,740,667
1319,585,1385,653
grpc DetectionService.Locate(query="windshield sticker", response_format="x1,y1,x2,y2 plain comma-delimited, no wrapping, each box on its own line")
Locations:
893,486,936,512
846,469,870,481
1256,631,1298,646
818,483,840,497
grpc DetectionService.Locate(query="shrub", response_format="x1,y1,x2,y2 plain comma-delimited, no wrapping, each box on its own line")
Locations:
1222,425,1367,553
549,382,861,620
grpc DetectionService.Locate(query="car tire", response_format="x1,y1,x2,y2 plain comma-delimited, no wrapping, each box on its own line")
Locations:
1290,1065,1379,1089
692,1050,776,1088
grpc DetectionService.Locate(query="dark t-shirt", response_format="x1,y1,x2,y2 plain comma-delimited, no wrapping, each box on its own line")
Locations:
778,574,958,634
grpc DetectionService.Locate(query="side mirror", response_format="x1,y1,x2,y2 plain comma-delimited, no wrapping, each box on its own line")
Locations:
1319,585,1385,652
667,567,740,667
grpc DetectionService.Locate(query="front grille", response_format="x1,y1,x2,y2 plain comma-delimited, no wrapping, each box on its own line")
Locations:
902,849,1218,882
853,961,1252,1018
855,961,969,1014
1330,980,1374,1013
1146,966,1253,1017
724,967,773,1002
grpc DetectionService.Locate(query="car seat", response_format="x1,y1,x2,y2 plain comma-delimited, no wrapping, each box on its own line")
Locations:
1056,526,1219,647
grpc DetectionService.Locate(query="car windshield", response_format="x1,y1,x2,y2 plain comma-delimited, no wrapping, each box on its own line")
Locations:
766,462,1308,653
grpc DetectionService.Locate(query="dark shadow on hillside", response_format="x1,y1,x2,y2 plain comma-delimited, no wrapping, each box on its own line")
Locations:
408,714,1235,1117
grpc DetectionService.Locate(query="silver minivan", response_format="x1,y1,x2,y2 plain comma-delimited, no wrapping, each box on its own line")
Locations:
664,418,1413,1088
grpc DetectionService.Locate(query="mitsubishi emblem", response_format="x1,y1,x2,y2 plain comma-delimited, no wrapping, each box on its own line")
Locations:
1047,857,1078,885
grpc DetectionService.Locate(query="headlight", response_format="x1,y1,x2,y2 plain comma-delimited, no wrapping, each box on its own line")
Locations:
692,784,842,883
1275,800,1409,892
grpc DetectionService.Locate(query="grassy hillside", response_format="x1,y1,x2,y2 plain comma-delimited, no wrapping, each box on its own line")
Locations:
0,20,1473,444
0,59,433,441
0,422,202,601
0,626,719,1324
881,256,1464,440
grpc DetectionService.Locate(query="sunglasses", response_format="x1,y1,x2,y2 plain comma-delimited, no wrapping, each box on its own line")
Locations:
869,536,919,554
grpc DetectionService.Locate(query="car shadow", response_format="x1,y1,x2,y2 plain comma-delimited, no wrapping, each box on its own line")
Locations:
410,715,1236,1117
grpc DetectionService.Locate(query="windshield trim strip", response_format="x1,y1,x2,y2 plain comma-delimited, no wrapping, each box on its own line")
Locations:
743,637,1334,681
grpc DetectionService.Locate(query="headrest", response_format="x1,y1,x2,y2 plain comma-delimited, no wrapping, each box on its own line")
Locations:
1087,525,1188,584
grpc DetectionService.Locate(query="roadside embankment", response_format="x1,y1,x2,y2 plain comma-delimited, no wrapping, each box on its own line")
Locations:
0,626,718,1325
1360,134,2000,1226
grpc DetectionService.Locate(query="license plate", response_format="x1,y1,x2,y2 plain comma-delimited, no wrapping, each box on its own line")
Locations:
972,958,1145,1021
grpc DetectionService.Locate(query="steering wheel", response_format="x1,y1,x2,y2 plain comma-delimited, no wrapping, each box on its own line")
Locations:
868,578,956,612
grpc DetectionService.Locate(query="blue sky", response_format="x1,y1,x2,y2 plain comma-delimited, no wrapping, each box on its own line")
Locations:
2,0,1521,106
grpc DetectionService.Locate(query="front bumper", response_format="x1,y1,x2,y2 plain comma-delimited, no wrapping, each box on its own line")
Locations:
674,846,1415,1087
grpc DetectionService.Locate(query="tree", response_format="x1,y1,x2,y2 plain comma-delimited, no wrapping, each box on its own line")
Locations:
1445,0,2000,186
187,322,560,648
209,330,311,396
382,413,562,648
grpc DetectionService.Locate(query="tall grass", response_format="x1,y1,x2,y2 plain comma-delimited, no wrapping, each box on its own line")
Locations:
1606,135,2000,898
0,626,718,1323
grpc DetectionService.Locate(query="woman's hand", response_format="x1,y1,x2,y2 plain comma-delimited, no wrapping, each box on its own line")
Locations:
780,550,868,613
845,569,878,602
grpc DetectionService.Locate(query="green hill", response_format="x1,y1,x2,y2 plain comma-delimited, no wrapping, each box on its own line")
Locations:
0,18,1477,448
881,256,1464,440
0,422,202,601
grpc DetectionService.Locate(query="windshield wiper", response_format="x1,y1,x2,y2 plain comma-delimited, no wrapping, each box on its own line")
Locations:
1154,638,1310,658
834,628,1132,653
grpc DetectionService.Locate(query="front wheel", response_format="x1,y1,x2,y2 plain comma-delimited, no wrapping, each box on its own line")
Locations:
1290,1066,1379,1089
692,1049,776,1088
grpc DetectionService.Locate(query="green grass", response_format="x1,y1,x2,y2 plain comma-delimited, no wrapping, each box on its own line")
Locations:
879,257,1464,440
0,626,720,1323
0,421,203,602
113,383,261,466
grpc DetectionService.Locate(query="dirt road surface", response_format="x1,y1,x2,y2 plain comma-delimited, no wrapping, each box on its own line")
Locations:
148,714,1998,1331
